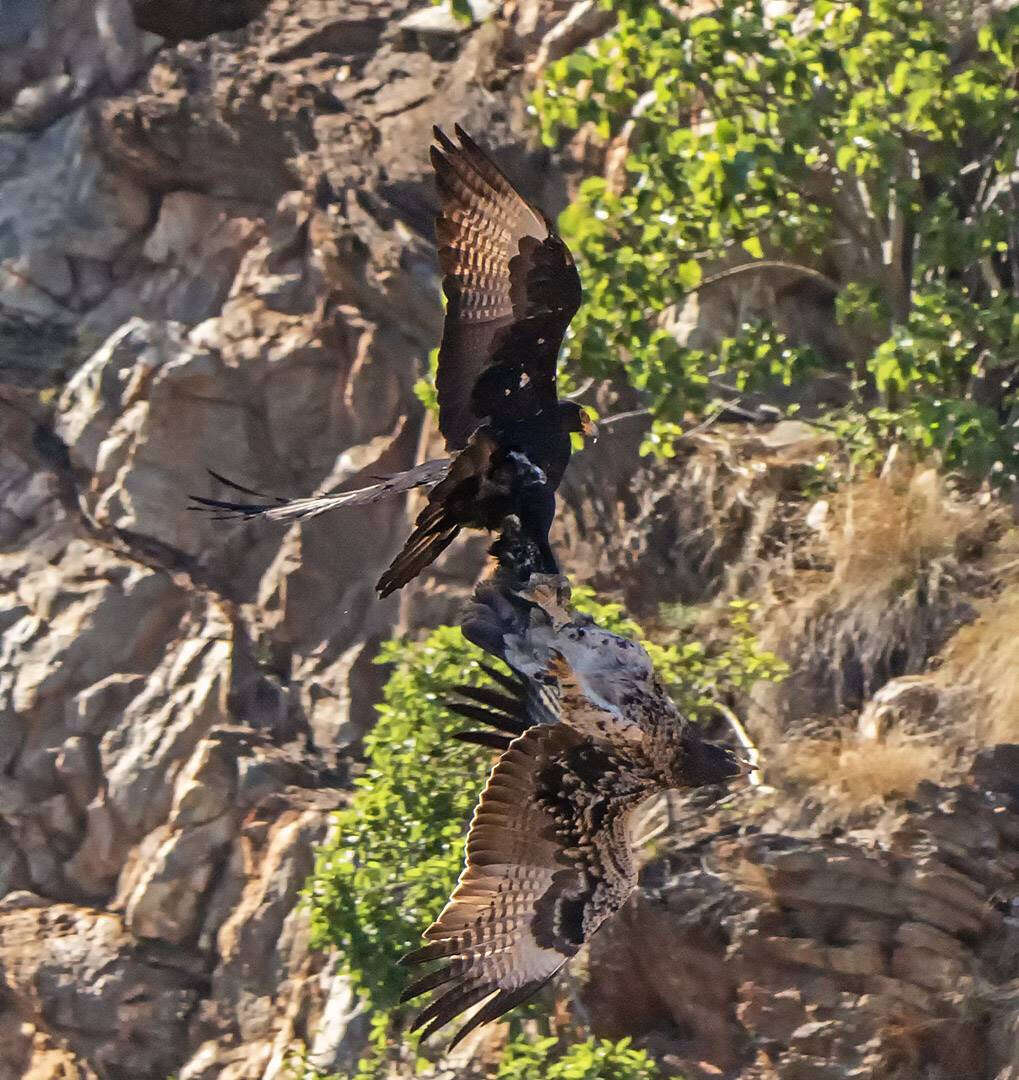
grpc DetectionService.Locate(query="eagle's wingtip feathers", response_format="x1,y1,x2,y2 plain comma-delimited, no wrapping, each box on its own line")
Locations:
432,125,458,156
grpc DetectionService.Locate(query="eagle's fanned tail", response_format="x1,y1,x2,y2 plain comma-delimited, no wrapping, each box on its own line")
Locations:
447,662,559,750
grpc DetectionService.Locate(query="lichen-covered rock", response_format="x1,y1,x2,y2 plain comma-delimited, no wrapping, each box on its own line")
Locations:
0,903,202,1079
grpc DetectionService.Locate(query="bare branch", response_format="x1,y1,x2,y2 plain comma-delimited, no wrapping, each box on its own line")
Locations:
564,376,596,400
692,260,840,294
712,700,768,789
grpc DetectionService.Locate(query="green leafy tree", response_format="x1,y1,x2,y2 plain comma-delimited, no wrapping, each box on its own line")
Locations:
535,0,1019,477
496,1036,661,1080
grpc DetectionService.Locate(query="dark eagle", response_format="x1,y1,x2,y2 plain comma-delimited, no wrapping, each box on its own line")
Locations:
399,580,747,1048
191,126,594,597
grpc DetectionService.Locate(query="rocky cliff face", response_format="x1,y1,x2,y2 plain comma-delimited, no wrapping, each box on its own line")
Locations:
588,749,1019,1080
1,3,1018,1079
0,2,588,1076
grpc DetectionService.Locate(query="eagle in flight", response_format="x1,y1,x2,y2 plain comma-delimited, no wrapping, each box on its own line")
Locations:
191,126,595,597
399,576,747,1048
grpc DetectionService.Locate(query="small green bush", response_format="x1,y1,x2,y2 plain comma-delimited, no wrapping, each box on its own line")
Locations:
305,625,492,1011
496,1036,662,1080
288,1033,663,1080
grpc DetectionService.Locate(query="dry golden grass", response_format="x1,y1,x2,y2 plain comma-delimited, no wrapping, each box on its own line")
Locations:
747,461,1016,818
828,467,973,595
764,502,1014,815
784,730,948,809
936,585,1019,745
760,465,992,719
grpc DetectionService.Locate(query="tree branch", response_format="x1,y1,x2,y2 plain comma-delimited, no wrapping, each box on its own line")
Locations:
692,260,840,295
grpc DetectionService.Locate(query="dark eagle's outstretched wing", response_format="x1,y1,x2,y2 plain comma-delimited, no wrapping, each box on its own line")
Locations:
401,723,650,1048
431,125,582,451
188,460,450,522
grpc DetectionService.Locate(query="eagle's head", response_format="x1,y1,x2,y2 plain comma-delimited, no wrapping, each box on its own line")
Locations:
672,728,748,789
558,402,599,440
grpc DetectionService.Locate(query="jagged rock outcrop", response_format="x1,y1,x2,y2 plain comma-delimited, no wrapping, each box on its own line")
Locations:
589,746,1019,1080
0,899,204,1079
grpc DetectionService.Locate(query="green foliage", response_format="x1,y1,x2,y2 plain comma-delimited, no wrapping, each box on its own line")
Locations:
496,1036,661,1080
536,0,1019,479
305,626,492,1011
431,0,474,21
841,283,1019,474
413,345,440,414
287,1034,662,1080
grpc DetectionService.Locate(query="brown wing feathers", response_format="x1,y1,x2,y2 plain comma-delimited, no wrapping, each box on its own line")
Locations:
431,125,580,449
401,725,587,1047
376,512,460,599
375,427,499,598
447,684,530,751
188,459,452,523
401,721,651,1047
431,126,539,451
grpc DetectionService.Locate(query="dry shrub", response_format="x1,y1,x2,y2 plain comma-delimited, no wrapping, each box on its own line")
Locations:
784,730,948,809
936,585,1019,745
646,425,834,603
829,468,967,591
764,466,989,719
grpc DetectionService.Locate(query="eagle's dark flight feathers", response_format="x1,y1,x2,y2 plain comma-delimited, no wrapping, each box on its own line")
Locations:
431,124,582,453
